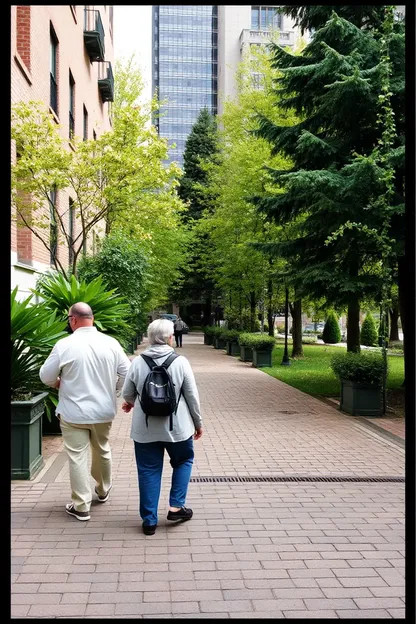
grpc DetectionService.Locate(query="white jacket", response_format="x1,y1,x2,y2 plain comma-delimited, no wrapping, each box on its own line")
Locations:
122,344,202,443
39,326,131,424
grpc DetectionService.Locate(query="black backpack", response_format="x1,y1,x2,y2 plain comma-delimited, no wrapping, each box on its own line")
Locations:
139,353,181,430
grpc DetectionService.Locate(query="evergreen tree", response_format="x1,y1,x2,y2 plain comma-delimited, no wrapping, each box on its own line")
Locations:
360,313,378,346
322,311,341,344
252,8,404,353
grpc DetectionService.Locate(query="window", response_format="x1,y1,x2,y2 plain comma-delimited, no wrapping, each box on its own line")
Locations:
251,6,282,30
69,71,75,139
50,25,58,115
83,105,88,140
68,198,75,265
49,187,58,267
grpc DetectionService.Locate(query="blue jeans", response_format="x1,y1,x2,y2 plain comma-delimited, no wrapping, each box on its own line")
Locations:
134,437,194,526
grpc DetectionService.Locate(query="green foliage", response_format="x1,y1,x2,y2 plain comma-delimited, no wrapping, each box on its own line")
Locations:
212,326,224,338
322,312,341,344
238,333,276,350
77,230,150,335
360,313,378,346
11,288,66,401
220,329,241,343
203,325,216,336
33,273,131,346
330,351,385,384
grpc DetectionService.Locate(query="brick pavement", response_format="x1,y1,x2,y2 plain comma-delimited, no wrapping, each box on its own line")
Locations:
11,334,405,618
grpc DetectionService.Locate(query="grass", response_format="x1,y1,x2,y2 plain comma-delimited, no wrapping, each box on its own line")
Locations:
261,344,404,396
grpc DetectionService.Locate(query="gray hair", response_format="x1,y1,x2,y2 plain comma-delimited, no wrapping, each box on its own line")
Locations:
147,319,174,345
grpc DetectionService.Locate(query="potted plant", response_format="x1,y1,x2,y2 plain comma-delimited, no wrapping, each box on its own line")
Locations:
212,326,226,350
221,329,241,356
11,288,66,479
203,325,216,345
239,333,254,362
238,334,276,368
330,352,385,417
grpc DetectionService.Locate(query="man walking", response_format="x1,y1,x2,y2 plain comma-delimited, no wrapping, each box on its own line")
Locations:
40,302,131,521
173,316,185,348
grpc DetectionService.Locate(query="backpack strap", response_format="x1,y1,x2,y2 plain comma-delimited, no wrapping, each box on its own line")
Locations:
140,354,156,370
161,352,180,370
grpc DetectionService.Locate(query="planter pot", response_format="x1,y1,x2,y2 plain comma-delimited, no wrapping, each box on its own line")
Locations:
226,341,240,356
137,333,143,346
252,348,273,368
42,412,62,436
340,379,382,417
11,392,47,480
240,345,253,362
204,334,214,345
214,337,227,350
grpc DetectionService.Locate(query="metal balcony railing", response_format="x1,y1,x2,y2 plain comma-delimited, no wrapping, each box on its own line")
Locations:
97,61,114,103
83,8,105,62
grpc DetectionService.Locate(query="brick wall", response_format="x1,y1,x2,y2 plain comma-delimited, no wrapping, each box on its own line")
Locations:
11,6,114,293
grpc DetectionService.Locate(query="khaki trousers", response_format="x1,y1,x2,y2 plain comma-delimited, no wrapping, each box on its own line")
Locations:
60,417,112,512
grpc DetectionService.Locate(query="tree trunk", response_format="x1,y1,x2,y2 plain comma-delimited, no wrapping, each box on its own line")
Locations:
290,298,304,358
250,291,256,333
267,278,274,337
397,255,406,386
347,296,360,353
389,304,400,343
203,296,211,326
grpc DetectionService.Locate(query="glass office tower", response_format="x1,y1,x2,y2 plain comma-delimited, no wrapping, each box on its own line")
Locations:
152,6,218,166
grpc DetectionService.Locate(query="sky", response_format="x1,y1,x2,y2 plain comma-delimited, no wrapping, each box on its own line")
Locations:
113,5,152,102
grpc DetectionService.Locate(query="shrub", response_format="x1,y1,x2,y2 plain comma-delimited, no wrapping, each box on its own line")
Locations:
203,325,216,336
322,311,341,344
388,340,404,352
237,333,275,350
263,323,269,333
360,313,378,346
212,325,224,338
275,324,285,333
302,335,317,344
220,329,240,343
330,352,386,385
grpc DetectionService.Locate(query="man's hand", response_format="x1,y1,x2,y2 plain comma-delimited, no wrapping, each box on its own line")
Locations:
54,377,61,389
194,426,203,440
121,401,134,413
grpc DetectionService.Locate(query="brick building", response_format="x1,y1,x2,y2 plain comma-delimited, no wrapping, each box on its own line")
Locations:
11,5,114,299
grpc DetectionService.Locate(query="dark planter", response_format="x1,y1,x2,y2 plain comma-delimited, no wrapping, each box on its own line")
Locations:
340,379,382,417
204,334,213,345
11,392,47,480
240,345,253,362
214,337,227,350
137,333,143,346
128,339,136,354
252,348,273,368
226,341,240,356
42,412,62,436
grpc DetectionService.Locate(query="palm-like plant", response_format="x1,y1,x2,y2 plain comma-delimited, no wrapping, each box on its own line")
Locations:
11,287,67,401
33,272,131,345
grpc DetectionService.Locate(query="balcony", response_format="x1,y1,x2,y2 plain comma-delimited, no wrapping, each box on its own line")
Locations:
84,8,105,62
239,28,294,51
97,61,114,102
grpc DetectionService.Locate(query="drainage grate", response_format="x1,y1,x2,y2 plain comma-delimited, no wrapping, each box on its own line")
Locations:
190,475,404,484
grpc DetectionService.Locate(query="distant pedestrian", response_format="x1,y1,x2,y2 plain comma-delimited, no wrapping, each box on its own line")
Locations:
173,316,186,347
40,302,131,521
121,319,203,535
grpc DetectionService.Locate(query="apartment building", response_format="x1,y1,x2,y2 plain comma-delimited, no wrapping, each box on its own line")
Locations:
11,5,114,299
152,5,307,165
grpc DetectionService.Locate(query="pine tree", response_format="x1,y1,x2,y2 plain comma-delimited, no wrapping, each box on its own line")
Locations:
360,313,378,346
322,311,341,344
252,8,404,353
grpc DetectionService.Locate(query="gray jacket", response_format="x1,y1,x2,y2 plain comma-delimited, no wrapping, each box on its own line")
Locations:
122,344,202,443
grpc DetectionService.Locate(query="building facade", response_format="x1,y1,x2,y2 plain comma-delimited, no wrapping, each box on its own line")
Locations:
152,5,307,165
11,5,114,299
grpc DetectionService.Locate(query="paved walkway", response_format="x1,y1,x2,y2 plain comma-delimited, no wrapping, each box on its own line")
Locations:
11,334,405,618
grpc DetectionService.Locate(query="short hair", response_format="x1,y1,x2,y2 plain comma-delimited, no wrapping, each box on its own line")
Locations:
147,319,174,345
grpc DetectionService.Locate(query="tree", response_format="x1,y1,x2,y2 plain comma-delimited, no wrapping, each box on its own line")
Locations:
252,7,404,353
360,313,378,347
11,57,187,283
322,311,341,344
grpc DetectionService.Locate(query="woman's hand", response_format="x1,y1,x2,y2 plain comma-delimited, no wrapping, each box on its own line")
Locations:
121,401,134,413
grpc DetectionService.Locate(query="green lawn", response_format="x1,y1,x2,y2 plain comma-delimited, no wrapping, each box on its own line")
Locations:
261,344,404,396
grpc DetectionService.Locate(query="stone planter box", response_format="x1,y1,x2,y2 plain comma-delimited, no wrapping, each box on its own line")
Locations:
204,334,214,345
340,379,382,417
252,348,273,368
240,345,253,362
214,337,227,350
11,392,47,480
226,341,240,356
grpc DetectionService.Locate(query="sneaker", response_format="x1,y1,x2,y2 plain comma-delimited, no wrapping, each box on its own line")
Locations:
65,503,90,521
142,523,157,536
167,506,193,522
95,484,112,503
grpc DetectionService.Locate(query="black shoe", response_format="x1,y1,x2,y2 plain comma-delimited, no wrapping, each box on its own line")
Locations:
167,506,193,522
142,523,157,535
95,484,112,503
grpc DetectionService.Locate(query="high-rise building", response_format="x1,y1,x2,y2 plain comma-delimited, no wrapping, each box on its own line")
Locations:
11,5,114,299
152,5,307,165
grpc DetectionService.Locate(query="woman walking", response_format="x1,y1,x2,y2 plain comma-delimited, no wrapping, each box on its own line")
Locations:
122,319,203,535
